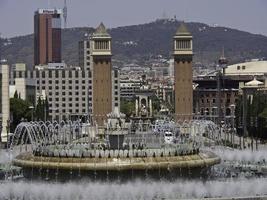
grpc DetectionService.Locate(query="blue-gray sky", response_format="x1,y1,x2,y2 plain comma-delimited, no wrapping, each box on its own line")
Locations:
1,0,267,37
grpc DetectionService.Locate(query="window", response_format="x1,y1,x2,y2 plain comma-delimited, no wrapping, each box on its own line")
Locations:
237,66,240,70
242,66,246,70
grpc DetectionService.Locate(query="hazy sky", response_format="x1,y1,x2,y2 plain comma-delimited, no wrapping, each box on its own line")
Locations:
1,0,267,37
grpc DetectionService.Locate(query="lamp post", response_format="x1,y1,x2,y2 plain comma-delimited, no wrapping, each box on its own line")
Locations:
29,105,34,121
230,104,236,147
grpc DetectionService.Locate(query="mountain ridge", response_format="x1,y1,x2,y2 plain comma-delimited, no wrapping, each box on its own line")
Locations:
2,19,267,68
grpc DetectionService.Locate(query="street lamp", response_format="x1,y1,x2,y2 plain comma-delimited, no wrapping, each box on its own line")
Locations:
29,106,34,121
230,104,236,147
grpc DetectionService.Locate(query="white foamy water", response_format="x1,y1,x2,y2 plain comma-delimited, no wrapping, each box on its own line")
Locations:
211,147,267,163
0,179,267,200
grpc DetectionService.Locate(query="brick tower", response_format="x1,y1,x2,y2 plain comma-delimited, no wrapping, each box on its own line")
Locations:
173,22,193,121
90,23,112,126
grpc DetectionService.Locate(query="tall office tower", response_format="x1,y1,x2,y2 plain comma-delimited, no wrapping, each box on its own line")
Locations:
78,38,90,70
34,9,62,66
173,22,193,121
90,23,112,126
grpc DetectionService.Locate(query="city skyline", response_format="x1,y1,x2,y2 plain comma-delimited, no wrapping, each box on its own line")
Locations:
0,0,267,37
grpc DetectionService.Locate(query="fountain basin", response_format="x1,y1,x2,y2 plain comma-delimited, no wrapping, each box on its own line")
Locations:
13,150,220,178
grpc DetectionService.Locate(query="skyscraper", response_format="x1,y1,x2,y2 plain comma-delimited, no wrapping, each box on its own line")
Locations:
173,22,193,121
34,9,62,66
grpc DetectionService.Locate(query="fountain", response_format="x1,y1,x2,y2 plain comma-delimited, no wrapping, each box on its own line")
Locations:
8,111,221,181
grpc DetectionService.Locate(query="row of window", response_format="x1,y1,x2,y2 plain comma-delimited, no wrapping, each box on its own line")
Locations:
13,70,92,79
176,40,191,50
94,41,110,50
37,79,91,84
49,102,86,107
48,97,88,102
50,109,87,114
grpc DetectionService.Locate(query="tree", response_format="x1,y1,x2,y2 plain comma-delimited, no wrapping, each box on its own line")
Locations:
35,97,44,121
120,99,135,119
151,95,161,113
10,97,32,132
13,90,19,99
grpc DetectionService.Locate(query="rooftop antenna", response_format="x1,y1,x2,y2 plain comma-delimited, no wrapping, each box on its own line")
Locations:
63,0,67,28
48,0,51,8
0,33,2,63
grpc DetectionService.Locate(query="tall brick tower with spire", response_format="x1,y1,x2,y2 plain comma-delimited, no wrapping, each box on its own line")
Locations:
173,22,193,121
90,23,112,126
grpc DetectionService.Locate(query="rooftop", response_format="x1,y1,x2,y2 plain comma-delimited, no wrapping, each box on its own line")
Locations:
175,22,191,36
225,61,267,75
92,22,110,38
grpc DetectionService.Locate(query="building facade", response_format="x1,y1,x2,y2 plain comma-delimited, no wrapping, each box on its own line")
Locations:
0,64,10,143
10,67,120,123
34,9,62,66
78,39,90,70
173,23,193,121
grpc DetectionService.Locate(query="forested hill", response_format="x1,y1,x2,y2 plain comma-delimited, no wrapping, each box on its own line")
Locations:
2,19,267,68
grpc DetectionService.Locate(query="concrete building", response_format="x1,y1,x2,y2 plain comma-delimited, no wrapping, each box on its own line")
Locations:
120,78,142,99
78,39,90,70
90,23,113,126
12,63,26,72
10,66,120,123
0,64,10,143
193,60,267,122
168,58,174,77
173,23,193,121
34,9,62,66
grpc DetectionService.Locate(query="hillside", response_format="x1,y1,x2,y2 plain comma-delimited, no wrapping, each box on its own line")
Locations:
2,19,267,68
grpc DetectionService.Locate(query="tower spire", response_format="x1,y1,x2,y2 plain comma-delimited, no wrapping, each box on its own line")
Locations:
218,46,228,65
63,0,67,28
